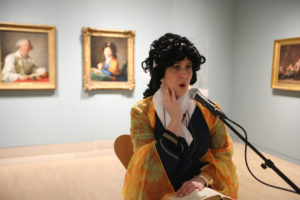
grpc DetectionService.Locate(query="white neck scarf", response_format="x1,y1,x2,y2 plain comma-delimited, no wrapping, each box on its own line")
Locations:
153,87,196,146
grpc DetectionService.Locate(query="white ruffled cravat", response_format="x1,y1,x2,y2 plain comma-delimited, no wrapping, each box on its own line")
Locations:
153,88,196,146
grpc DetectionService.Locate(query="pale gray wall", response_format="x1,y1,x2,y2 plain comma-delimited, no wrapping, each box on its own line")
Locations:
0,0,235,147
231,0,300,164
1,0,299,165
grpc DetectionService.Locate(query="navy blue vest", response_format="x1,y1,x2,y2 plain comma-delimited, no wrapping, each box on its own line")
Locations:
154,106,210,191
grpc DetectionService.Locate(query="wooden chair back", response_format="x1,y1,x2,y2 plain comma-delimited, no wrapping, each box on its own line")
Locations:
114,135,134,169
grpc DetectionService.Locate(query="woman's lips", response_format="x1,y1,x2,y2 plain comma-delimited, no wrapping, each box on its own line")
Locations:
179,83,186,88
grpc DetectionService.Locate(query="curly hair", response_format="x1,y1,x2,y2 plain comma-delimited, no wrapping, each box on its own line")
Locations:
16,39,33,50
141,33,206,98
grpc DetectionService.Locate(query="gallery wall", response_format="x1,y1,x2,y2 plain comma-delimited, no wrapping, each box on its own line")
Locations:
0,0,235,146
231,0,300,164
0,0,299,165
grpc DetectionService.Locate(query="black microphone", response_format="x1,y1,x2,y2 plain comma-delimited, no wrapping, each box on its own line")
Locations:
188,88,227,119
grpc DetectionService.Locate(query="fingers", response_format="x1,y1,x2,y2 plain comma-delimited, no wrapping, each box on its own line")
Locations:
162,80,175,101
162,80,174,107
162,81,170,104
175,182,188,197
182,187,196,197
176,183,195,197
162,80,171,97
170,87,176,102
175,178,205,197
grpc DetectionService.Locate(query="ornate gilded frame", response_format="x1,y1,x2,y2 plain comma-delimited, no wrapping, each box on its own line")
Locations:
82,27,135,90
271,37,300,91
0,22,56,90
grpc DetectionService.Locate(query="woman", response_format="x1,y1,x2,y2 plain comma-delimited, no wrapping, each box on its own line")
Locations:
122,33,238,200
91,42,121,81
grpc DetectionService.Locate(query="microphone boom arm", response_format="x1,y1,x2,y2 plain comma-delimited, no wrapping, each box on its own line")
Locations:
189,88,300,194
220,116,300,194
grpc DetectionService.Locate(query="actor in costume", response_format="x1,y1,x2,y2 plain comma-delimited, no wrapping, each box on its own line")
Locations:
2,39,48,82
122,33,238,200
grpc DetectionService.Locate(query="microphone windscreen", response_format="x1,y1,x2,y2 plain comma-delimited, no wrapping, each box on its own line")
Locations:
188,88,199,99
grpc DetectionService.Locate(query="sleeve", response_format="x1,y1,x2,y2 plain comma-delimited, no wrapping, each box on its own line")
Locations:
101,68,113,76
31,61,46,75
1,54,20,82
107,59,120,76
199,103,239,200
122,102,174,200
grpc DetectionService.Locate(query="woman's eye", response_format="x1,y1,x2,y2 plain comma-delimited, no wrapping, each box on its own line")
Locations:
186,65,192,70
172,65,180,70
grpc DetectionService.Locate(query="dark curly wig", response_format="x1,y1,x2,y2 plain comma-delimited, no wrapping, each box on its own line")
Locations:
142,33,206,98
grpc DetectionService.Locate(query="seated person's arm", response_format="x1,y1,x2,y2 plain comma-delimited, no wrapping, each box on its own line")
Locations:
2,55,21,82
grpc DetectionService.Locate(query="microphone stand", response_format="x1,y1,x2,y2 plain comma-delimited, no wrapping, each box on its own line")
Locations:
210,108,300,194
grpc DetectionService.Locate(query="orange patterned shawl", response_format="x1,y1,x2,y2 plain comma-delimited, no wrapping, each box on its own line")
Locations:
122,96,238,200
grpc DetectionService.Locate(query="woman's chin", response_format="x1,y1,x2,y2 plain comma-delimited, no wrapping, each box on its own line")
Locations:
175,90,187,98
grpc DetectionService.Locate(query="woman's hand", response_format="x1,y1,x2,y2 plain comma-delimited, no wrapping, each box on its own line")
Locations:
97,63,104,70
175,177,206,198
162,80,182,136
41,71,48,78
91,68,101,74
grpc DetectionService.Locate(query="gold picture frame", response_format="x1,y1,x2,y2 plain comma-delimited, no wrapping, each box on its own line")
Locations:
0,22,56,90
82,27,135,90
271,37,300,91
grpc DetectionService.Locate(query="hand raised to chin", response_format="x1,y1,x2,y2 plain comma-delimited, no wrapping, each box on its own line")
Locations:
162,80,183,136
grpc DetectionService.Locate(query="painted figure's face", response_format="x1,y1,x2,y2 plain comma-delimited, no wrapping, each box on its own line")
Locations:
19,41,31,58
163,57,193,98
103,47,113,59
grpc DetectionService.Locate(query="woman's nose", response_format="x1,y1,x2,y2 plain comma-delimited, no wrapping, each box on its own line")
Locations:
178,68,188,77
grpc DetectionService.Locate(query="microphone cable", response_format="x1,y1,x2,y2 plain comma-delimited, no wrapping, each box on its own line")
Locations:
189,87,299,194
225,117,299,194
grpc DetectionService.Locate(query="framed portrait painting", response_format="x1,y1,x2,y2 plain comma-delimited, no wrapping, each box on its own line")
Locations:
82,27,135,90
0,22,56,90
271,37,300,91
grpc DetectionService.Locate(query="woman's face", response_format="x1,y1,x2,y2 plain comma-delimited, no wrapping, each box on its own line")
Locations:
163,57,193,98
103,47,113,58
